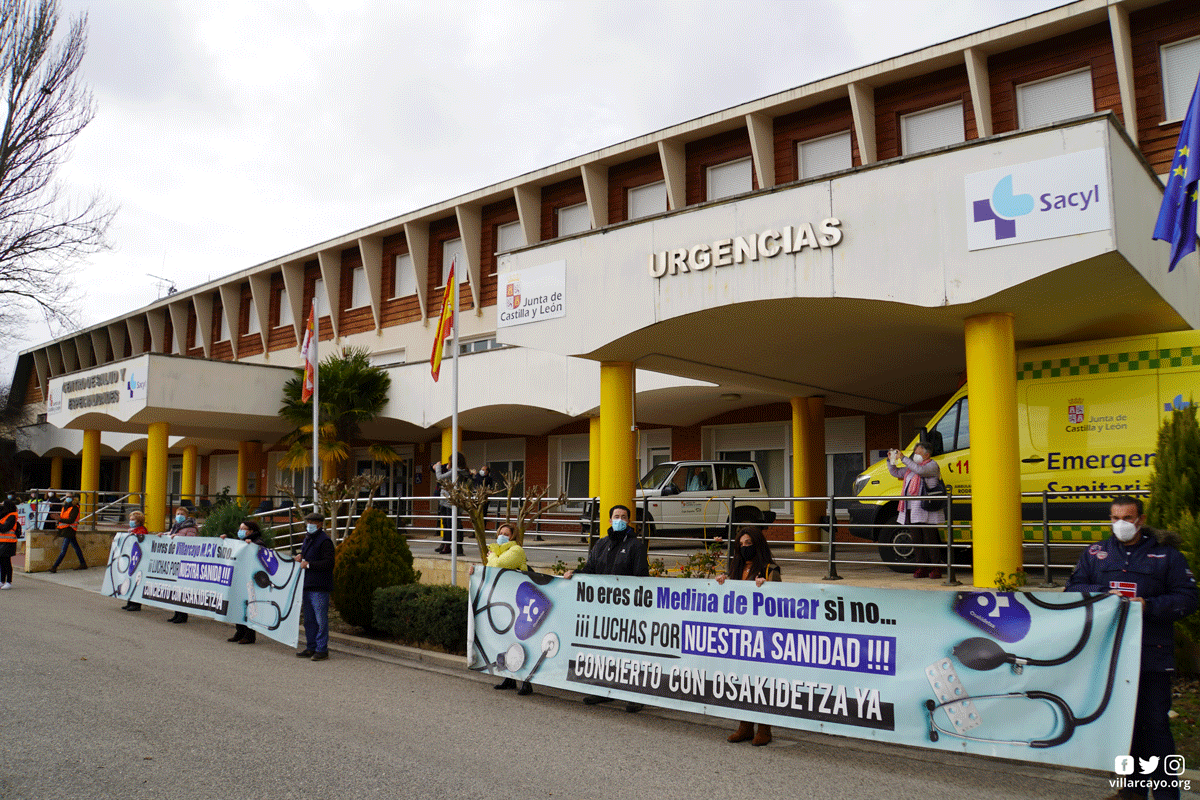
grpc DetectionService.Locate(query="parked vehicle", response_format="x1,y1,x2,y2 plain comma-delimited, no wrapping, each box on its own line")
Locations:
849,331,1196,571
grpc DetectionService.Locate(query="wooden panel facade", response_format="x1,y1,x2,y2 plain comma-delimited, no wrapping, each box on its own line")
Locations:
874,64,976,161
1131,0,1200,173
338,246,373,337
684,128,756,205
267,273,297,351
607,154,665,224
479,197,519,309
381,232,421,327
539,177,587,240
773,98,858,184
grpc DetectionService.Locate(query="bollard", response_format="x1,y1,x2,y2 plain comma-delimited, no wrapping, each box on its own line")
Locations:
1040,491,1056,587
823,496,842,581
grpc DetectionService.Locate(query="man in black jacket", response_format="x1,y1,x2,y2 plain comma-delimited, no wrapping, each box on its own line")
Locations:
565,504,648,711
296,512,336,662
1067,495,1197,800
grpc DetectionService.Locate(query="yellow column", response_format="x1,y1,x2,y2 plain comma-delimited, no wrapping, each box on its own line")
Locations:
81,429,100,520
128,450,144,506
791,397,824,552
181,445,197,504
441,426,456,464
588,416,602,499
50,455,63,490
964,312,1022,587
146,422,169,532
599,362,636,535
237,441,263,503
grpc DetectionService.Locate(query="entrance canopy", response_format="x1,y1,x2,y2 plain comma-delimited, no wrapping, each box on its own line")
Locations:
496,115,1196,412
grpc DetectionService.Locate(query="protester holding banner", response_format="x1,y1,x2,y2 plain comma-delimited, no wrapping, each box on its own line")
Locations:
165,506,199,623
565,504,648,712
1066,495,1198,800
0,500,21,589
120,511,148,611
886,441,945,579
49,494,86,573
222,520,266,644
471,522,536,695
716,525,782,746
296,512,335,661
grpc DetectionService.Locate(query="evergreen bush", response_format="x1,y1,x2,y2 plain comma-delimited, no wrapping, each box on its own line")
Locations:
332,507,419,630
372,583,468,654
198,499,251,538
1146,403,1200,664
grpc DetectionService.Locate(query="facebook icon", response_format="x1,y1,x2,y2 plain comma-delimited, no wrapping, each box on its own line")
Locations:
1115,755,1135,775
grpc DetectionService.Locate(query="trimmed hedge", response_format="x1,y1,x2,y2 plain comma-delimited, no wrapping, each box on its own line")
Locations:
373,584,468,654
332,508,419,630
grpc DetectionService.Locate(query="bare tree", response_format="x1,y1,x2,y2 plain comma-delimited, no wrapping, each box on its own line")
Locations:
0,0,113,336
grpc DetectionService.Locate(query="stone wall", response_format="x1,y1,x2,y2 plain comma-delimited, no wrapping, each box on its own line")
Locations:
23,531,115,572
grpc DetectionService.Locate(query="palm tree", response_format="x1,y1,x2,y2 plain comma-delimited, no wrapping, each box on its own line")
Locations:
278,346,400,482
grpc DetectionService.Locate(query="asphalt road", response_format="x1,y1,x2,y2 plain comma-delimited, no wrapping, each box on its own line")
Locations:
0,571,1171,800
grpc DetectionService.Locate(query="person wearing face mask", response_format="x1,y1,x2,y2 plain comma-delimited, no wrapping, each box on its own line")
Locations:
886,441,945,580
564,504,649,711
165,506,199,623
220,520,265,644
470,523,535,695
0,500,22,589
1067,496,1197,800
48,494,86,573
120,511,149,610
715,525,781,745
295,511,335,661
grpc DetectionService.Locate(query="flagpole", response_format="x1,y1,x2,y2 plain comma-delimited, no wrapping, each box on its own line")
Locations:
450,260,461,584
311,298,320,506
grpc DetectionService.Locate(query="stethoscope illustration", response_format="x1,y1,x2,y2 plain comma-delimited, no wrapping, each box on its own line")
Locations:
470,566,559,683
924,592,1131,748
104,532,144,600
244,548,303,631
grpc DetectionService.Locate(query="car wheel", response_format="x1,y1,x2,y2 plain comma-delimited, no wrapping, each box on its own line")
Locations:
877,525,918,573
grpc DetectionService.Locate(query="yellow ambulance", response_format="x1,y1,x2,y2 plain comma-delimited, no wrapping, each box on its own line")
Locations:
847,330,1200,570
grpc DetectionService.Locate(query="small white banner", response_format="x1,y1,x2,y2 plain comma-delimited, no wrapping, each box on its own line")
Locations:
497,260,566,328
965,148,1111,251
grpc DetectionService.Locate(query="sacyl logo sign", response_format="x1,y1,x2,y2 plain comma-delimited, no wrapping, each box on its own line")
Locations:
965,148,1110,251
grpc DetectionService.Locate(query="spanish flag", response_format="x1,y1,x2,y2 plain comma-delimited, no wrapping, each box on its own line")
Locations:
430,260,455,381
300,303,317,402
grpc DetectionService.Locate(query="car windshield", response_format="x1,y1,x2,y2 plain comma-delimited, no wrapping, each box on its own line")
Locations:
638,463,677,490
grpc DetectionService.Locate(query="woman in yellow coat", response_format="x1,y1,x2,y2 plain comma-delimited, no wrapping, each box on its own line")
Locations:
472,522,535,695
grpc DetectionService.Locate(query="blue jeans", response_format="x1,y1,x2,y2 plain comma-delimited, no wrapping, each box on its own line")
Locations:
52,531,86,569
302,590,330,653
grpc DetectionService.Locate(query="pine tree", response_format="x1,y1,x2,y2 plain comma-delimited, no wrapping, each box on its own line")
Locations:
331,507,419,630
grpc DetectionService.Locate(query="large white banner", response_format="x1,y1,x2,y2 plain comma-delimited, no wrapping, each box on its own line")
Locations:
469,570,1140,770
102,533,303,647
497,260,566,328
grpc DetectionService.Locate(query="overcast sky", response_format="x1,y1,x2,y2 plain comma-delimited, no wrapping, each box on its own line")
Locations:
9,0,1068,375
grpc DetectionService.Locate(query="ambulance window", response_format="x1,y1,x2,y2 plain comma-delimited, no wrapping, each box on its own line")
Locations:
955,397,969,451
928,399,965,455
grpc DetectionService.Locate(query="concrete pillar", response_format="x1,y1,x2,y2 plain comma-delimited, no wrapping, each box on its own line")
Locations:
128,450,144,506
791,397,824,552
146,422,169,532
81,429,100,521
181,445,197,504
50,456,63,490
599,362,636,535
964,312,1022,587
237,441,263,503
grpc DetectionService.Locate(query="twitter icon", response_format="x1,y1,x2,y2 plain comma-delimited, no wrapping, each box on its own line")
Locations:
1139,756,1160,774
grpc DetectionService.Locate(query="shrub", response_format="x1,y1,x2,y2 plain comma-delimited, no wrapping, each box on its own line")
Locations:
373,584,468,654
198,499,251,538
332,507,419,630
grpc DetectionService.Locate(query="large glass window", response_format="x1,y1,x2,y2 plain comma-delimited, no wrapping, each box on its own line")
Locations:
798,131,852,179
1162,36,1200,122
926,397,969,455
900,102,965,155
563,461,589,505
718,449,783,508
1016,69,1093,129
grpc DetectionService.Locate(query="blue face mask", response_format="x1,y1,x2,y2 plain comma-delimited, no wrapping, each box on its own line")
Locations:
496,534,510,546
611,518,627,532
306,523,319,534
175,514,186,524
237,529,248,540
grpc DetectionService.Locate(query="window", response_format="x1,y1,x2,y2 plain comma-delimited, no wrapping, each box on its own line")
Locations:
926,397,969,455
719,449,785,509
278,288,293,327
628,181,667,220
556,202,590,237
563,461,589,505
350,266,369,309
450,336,503,356
192,319,202,349
217,309,229,342
496,221,525,253
247,301,260,335
394,253,415,298
900,102,965,155
313,279,330,317
706,158,753,200
1017,69,1093,129
798,131,853,179
442,238,465,284
1162,36,1200,122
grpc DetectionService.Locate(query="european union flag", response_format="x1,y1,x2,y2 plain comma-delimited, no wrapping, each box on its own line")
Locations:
1154,73,1200,271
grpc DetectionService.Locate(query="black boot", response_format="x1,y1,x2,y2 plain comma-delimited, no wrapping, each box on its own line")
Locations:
495,677,517,690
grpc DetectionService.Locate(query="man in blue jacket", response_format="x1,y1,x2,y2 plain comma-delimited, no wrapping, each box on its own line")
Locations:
296,511,336,662
1066,495,1197,800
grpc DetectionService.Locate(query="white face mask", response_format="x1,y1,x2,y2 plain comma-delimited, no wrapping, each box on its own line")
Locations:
496,533,510,546
306,523,319,534
912,453,925,464
1112,519,1139,543
611,518,628,532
